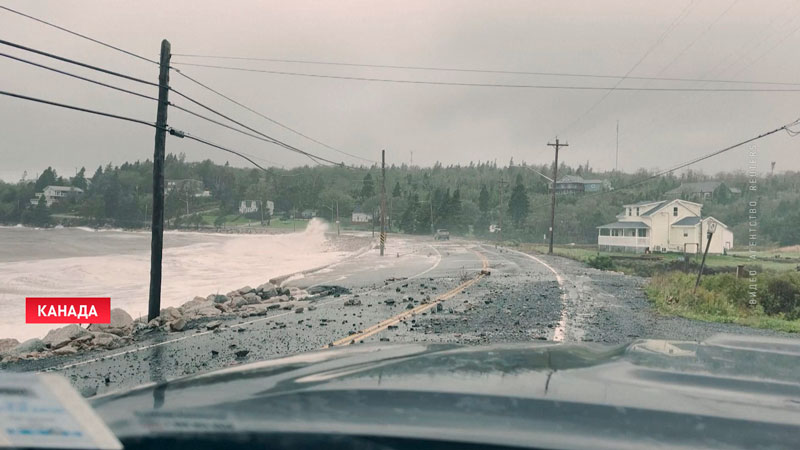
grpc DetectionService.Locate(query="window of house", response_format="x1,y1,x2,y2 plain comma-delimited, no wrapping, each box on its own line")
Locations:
636,207,640,216
611,229,621,237
627,208,631,216
599,229,610,236
683,231,688,237
624,229,636,237
673,207,678,216
637,229,648,237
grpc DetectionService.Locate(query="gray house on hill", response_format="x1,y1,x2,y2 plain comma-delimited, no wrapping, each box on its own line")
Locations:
665,181,740,201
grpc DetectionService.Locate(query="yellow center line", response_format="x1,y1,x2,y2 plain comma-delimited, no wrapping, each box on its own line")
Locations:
331,248,489,346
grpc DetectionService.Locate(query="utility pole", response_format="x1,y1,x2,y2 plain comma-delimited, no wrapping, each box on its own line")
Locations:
148,39,171,322
615,120,619,172
259,200,264,225
546,138,567,255
335,200,340,236
694,222,717,294
380,149,386,256
497,178,508,244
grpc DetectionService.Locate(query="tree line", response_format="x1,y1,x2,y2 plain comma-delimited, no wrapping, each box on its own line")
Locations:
2,155,800,247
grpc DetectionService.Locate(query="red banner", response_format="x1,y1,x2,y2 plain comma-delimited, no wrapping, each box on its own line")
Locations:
25,297,111,324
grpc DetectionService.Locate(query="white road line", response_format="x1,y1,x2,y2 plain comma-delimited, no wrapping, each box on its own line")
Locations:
499,246,568,342
47,243,444,373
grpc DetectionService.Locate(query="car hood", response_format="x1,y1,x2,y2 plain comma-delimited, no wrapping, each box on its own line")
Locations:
90,334,800,449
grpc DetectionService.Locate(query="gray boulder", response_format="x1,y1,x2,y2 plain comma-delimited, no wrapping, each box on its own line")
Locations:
0,338,20,355
43,324,90,349
10,338,46,355
159,306,182,324
53,344,78,356
88,308,133,336
211,294,229,304
243,292,261,304
229,296,247,308
91,332,123,349
169,318,187,332
257,282,278,299
238,285,254,295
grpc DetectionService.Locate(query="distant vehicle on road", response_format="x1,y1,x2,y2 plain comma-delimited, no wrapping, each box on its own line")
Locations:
434,229,450,240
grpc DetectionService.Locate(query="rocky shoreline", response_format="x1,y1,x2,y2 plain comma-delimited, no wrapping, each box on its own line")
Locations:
0,282,351,364
0,232,373,364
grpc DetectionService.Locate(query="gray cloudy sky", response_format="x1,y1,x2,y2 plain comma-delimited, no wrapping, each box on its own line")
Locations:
1,0,799,182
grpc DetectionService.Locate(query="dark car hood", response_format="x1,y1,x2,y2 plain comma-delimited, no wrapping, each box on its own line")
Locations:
90,334,800,449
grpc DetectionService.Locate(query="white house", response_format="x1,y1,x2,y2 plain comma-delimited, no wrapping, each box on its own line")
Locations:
30,185,84,207
239,200,273,215
351,208,372,223
597,199,733,254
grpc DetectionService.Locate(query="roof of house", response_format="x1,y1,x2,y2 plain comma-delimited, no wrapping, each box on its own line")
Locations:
665,181,722,194
673,216,702,226
44,185,83,193
597,221,649,229
624,200,662,207
556,175,585,184
640,201,668,216
583,179,604,184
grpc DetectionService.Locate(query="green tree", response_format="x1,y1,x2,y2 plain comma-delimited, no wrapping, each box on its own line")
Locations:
35,167,57,191
478,184,490,213
392,181,402,198
508,173,529,228
361,173,375,199
71,167,87,190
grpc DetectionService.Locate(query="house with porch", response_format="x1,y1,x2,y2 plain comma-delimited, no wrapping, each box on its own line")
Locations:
597,199,733,254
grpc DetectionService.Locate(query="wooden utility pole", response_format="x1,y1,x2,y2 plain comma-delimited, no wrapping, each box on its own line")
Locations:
615,120,619,172
547,138,567,255
148,39,171,322
380,149,386,256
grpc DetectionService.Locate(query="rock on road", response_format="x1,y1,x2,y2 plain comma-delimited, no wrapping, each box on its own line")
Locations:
3,234,795,397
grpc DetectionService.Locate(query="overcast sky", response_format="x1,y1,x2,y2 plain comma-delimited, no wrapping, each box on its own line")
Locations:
1,0,799,182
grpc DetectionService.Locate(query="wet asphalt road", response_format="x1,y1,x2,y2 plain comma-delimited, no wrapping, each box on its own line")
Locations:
4,234,797,397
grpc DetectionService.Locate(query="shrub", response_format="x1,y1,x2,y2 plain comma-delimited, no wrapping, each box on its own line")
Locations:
587,255,615,271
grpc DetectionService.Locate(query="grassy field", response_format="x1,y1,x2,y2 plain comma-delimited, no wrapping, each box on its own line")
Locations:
517,243,800,273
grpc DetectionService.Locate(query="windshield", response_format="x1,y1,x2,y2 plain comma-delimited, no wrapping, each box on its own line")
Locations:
1,1,799,449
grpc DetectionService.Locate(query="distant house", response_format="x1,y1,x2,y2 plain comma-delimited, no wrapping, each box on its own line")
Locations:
301,209,317,219
239,200,257,214
351,207,372,223
166,179,204,194
238,200,273,216
551,175,610,194
30,185,83,207
664,181,738,201
597,199,733,254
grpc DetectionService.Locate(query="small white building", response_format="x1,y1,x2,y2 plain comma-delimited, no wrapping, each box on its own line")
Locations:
237,200,274,216
351,209,373,223
597,199,733,254
30,185,84,207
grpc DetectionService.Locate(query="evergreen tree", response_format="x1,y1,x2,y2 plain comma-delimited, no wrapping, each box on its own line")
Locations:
392,181,402,198
34,167,57,191
508,173,529,228
71,167,87,190
478,184,490,213
361,173,375,199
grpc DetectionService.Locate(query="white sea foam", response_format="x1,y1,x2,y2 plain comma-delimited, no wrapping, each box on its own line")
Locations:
0,219,349,341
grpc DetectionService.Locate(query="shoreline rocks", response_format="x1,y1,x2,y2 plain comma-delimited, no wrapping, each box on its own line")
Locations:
0,281,313,364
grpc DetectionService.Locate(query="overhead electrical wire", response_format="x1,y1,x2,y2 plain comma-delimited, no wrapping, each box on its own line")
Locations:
0,52,159,102
166,61,800,92
0,39,157,87
170,48,800,87
170,69,377,164
0,5,159,65
528,118,800,210
0,6,373,166
556,0,702,137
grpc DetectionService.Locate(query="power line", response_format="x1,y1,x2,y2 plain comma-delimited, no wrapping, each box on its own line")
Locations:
0,39,157,87
556,0,701,136
170,50,800,87
0,52,159,102
0,89,156,128
169,61,800,92
168,87,342,166
171,69,378,164
529,118,800,210
0,6,373,165
0,5,158,65
0,89,283,172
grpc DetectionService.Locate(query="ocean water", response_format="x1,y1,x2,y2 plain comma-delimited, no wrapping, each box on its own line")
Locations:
0,219,349,341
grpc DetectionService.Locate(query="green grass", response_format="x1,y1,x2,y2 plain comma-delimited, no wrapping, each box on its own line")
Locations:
646,271,800,333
